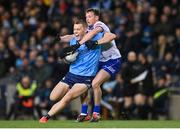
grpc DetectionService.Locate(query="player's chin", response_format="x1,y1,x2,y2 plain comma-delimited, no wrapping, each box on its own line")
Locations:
76,37,81,41
87,23,92,26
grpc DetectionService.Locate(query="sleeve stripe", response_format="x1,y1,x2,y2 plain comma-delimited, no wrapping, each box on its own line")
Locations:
95,26,104,31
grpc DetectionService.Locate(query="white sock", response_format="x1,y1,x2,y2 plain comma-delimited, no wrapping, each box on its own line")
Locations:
80,113,87,116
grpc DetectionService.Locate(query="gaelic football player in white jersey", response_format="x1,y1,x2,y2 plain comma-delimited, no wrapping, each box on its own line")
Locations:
78,8,122,122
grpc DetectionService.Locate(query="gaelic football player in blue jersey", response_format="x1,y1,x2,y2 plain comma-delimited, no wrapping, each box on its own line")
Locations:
39,19,116,123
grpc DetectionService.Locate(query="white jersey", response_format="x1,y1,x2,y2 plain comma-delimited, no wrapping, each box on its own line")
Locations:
87,21,121,62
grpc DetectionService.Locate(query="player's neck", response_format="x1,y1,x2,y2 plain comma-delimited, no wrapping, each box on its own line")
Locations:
78,34,85,41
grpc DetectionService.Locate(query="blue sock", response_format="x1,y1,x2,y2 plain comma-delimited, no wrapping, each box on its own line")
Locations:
93,105,100,114
81,104,88,115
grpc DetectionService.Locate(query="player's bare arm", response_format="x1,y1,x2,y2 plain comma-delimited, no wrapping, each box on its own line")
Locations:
60,34,75,42
85,32,116,49
79,27,103,45
97,32,116,44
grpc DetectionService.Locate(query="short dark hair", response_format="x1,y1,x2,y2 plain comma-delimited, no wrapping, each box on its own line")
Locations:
74,19,87,28
86,8,100,16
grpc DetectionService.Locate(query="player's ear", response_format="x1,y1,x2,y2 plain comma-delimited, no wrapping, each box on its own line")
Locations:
95,16,99,21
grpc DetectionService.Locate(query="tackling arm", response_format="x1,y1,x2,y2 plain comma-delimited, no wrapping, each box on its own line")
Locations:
97,32,116,44
85,32,116,49
79,27,103,45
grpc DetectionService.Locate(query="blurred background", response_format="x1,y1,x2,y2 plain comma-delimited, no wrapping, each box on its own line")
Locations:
0,0,179,120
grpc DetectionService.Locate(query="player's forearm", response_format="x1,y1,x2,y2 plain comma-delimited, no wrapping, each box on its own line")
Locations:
97,33,116,44
79,31,97,45
60,34,74,42
79,27,103,45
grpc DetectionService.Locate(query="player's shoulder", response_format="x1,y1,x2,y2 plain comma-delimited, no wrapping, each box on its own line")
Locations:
94,21,109,31
94,21,106,27
70,37,77,45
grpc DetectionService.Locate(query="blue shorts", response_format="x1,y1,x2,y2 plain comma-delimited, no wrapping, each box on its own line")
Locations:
99,58,121,79
61,72,94,89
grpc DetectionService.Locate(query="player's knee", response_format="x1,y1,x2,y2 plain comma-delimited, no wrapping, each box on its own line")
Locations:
92,82,100,89
50,93,57,101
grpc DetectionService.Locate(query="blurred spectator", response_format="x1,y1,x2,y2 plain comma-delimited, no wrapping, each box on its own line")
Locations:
0,41,8,77
6,75,37,119
121,51,142,119
32,56,52,88
102,74,124,103
152,75,169,119
0,84,7,119
102,74,124,119
161,52,176,75
174,27,180,56
17,58,34,79
153,34,175,60
29,49,38,66
156,14,173,35
15,49,27,69
141,14,157,49
132,53,154,119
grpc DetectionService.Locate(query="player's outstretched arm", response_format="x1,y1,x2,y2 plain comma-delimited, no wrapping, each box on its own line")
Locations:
79,27,103,45
85,32,116,49
60,34,74,42
97,32,116,44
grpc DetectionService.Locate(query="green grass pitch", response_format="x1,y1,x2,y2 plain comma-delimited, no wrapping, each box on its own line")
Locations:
0,120,180,128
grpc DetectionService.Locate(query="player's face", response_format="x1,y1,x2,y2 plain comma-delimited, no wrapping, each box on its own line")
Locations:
73,24,86,41
86,12,99,26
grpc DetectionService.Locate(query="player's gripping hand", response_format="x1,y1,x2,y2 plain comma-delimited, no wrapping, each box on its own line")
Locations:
85,40,98,50
59,41,80,58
